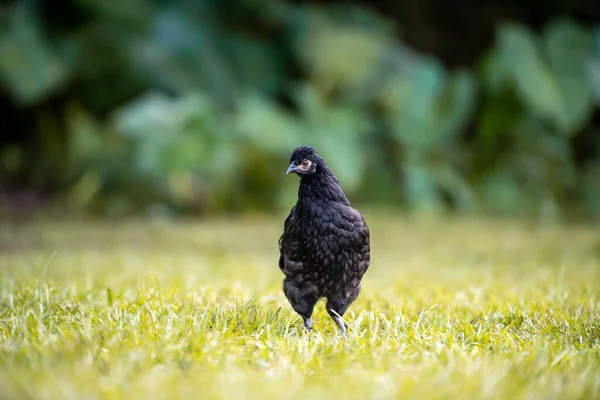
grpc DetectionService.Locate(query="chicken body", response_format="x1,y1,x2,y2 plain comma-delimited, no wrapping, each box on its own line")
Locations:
278,146,370,335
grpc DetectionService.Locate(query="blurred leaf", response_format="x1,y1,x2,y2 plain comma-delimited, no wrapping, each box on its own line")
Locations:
167,171,201,205
481,170,531,216
315,128,366,194
380,50,475,211
386,56,445,154
589,57,600,106
115,92,181,140
589,28,600,105
131,7,236,104
480,116,577,218
403,162,444,213
435,70,476,143
545,20,592,74
112,90,243,211
476,90,522,146
1,145,23,174
582,161,600,217
432,164,476,212
67,170,102,208
480,52,510,94
295,9,388,94
66,105,106,165
486,21,595,135
235,94,300,154
512,116,577,191
495,24,565,130
295,85,371,192
225,33,286,95
544,19,595,133
0,3,68,104
115,91,235,178
114,92,177,176
294,83,326,121
74,0,152,24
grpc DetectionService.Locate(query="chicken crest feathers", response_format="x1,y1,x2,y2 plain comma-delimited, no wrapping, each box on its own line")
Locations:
290,145,319,163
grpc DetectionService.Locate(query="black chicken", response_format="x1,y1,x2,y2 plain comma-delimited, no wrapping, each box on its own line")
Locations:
278,145,370,336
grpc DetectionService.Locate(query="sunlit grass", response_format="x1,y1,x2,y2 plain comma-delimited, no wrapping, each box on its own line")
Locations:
1,214,599,399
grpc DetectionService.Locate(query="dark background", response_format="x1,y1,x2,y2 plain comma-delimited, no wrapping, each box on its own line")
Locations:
1,0,599,220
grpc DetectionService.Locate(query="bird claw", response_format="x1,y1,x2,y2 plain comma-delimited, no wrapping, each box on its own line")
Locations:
332,315,348,338
339,327,348,339
303,317,312,334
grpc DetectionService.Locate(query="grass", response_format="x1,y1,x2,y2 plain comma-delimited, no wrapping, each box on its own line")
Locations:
0,214,599,399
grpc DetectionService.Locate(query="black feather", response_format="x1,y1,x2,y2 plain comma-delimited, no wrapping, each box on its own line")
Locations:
278,145,371,336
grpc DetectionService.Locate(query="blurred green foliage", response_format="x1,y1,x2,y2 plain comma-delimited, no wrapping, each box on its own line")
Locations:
1,0,600,219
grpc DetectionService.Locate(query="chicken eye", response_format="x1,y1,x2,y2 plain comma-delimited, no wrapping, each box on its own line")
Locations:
301,160,311,168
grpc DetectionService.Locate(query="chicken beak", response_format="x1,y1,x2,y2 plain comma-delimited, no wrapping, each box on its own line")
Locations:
286,162,298,175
